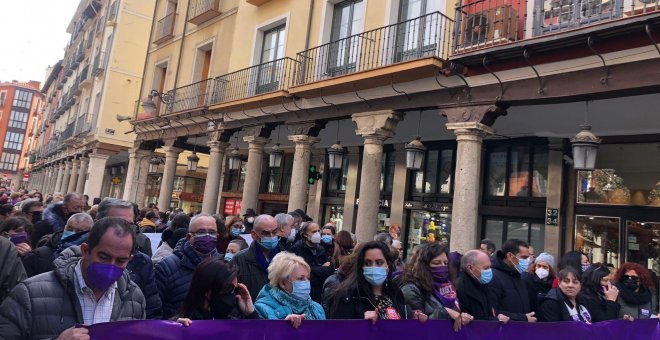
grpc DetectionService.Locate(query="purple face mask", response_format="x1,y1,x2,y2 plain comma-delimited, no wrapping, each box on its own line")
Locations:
9,231,29,245
192,234,217,254
86,263,124,291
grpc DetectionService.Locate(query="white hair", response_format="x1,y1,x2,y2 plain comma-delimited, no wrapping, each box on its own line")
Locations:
188,213,215,232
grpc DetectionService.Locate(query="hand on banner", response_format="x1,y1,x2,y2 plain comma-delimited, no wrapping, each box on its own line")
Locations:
285,313,305,329
413,310,428,324
526,312,537,322
176,318,193,327
236,283,255,315
623,315,634,322
56,326,89,340
364,310,379,325
497,314,510,324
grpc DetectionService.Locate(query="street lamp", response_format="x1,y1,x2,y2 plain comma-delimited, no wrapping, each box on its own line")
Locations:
405,137,426,171
187,152,199,172
327,142,345,170
571,124,600,171
149,156,164,173
269,143,283,168
228,148,242,170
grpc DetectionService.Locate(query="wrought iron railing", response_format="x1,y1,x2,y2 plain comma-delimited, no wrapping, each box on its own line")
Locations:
209,57,299,105
162,79,214,115
74,114,92,136
108,0,120,20
297,12,453,85
60,122,76,142
189,0,221,21
93,52,106,75
154,12,176,43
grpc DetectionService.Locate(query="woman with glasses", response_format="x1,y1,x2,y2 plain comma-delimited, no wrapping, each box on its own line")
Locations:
254,252,325,328
614,262,659,319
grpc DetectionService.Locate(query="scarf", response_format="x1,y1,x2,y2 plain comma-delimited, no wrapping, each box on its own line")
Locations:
269,286,324,320
615,282,652,306
431,266,457,309
254,243,279,273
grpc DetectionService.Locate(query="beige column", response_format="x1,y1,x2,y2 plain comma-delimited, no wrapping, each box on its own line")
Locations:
67,159,81,194
76,157,89,195
240,136,269,215
544,139,564,260
85,153,110,199
53,162,65,194
352,111,402,243
61,161,72,194
123,148,152,204
287,135,320,212
389,144,408,228
158,146,182,211
202,141,229,214
47,166,56,194
342,147,361,233
446,122,494,254
42,167,51,194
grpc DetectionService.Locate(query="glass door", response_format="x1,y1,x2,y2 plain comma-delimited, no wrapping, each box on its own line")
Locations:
575,215,621,267
256,25,286,94
625,220,660,279
395,0,442,62
327,0,364,76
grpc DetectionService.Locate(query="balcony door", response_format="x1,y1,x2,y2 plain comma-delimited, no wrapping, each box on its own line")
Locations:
327,0,364,77
256,25,286,94
538,0,622,35
396,0,443,62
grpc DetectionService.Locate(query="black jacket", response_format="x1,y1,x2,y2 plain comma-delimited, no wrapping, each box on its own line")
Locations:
326,283,413,320
22,230,90,278
455,270,497,320
579,290,621,322
400,282,451,319
523,272,553,313
30,202,67,248
488,251,531,321
232,241,278,303
127,250,162,319
290,240,335,303
538,287,590,322
0,238,26,303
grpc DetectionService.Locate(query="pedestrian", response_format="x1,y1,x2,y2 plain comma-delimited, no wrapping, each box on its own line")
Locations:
331,230,354,268
1,216,33,257
325,241,428,323
523,252,555,313
322,245,358,309
579,264,623,322
374,232,393,246
287,211,304,243
400,243,473,331
212,214,232,253
232,214,282,302
614,262,659,319
156,213,220,319
152,227,188,265
392,239,404,273
553,250,591,287
0,237,26,303
254,252,326,328
290,222,334,303
30,193,84,248
275,213,296,251
223,238,247,262
20,199,43,226
456,250,509,323
242,208,257,234
489,239,536,322
0,217,145,339
321,223,336,259
175,257,260,327
480,239,496,256
139,211,159,233
97,198,152,257
537,267,592,322
389,223,400,241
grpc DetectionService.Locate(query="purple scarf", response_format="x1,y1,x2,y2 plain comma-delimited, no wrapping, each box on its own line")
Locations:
431,266,457,309
253,243,279,273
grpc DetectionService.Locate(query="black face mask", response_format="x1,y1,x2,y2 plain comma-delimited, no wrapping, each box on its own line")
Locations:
622,278,639,291
31,211,42,224
210,292,237,319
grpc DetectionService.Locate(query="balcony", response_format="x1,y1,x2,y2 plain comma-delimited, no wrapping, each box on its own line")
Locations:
292,11,453,97
93,52,106,75
74,114,92,137
76,46,85,62
95,15,105,35
60,122,76,143
108,0,120,21
154,12,176,44
64,67,73,77
161,79,214,115
71,78,81,96
80,65,92,88
188,0,222,25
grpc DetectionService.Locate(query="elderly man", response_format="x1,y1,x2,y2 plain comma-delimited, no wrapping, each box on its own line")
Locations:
30,193,85,247
22,213,94,277
97,198,151,256
275,213,296,251
233,214,281,302
456,249,509,323
0,217,145,339
156,213,220,319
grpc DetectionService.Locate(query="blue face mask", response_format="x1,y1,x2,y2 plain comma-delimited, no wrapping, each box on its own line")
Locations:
224,252,235,262
321,235,333,244
480,268,493,284
363,266,388,286
258,236,280,251
61,230,76,240
230,228,241,237
516,257,530,273
291,280,311,300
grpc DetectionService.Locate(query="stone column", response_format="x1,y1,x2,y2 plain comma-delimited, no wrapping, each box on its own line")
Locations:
389,144,409,228
86,153,110,199
202,141,229,214
352,111,402,243
342,147,360,233
446,122,494,253
544,139,564,260
287,135,320,212
67,159,80,194
53,162,65,194
41,167,51,194
158,146,182,211
60,160,72,194
240,136,269,215
76,157,89,195
123,147,152,205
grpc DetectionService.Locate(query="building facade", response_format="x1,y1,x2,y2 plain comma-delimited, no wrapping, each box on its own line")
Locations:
124,0,655,276
28,0,156,200
0,80,43,190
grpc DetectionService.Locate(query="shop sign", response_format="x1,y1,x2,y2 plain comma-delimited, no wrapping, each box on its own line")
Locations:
180,192,204,203
111,177,121,185
355,198,389,208
404,201,451,212
545,208,559,226
224,199,241,216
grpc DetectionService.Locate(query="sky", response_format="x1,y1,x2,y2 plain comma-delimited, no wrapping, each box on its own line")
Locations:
0,0,80,84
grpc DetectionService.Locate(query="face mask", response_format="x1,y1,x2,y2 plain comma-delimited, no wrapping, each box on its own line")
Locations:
535,268,549,280
431,266,450,282
516,257,530,273
86,262,124,291
210,291,237,319
223,252,235,262
258,236,280,251
581,263,591,273
363,266,388,286
321,235,333,245
291,280,311,300
479,268,493,284
287,228,297,242
62,230,76,240
9,231,28,245
622,278,639,291
230,228,242,237
192,234,217,254
246,217,255,224
310,232,321,244
166,220,172,228
31,211,42,224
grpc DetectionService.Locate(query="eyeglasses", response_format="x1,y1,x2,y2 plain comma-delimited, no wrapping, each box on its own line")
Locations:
622,275,639,281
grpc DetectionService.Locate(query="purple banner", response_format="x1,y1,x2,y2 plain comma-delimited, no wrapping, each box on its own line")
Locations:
88,319,659,340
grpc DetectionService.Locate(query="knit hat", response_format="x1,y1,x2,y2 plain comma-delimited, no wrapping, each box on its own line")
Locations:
536,252,554,268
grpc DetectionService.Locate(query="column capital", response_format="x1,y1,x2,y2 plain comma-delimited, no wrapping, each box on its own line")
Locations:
207,141,230,153
440,102,508,126
161,146,183,158
286,121,326,137
88,153,111,161
288,135,321,146
243,136,270,149
71,158,81,166
446,122,495,141
243,123,276,139
352,110,403,140
79,156,90,164
128,147,153,158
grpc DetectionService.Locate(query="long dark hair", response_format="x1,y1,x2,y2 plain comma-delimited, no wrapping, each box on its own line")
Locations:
401,242,448,294
581,263,611,298
329,241,398,312
179,257,237,318
559,251,586,276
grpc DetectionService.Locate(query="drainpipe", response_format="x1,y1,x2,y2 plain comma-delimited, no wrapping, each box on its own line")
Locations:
172,2,191,92
136,0,159,105
304,0,315,51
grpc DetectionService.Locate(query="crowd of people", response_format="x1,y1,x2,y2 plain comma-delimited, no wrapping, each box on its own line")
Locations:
0,187,658,339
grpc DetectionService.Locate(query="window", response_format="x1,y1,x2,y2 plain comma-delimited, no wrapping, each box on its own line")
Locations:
12,90,33,109
380,150,396,192
256,25,286,94
262,154,293,194
483,218,545,251
575,215,620,267
3,132,25,150
327,152,349,193
0,153,20,171
0,91,6,106
327,0,363,76
224,161,247,192
8,111,29,129
411,147,455,195
396,0,442,61
485,143,548,198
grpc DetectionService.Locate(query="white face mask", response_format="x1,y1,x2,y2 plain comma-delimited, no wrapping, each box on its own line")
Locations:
247,217,255,224
535,268,550,280
310,232,321,244
287,228,297,242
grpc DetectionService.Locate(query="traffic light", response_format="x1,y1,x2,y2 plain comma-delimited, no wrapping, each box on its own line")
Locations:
308,165,321,184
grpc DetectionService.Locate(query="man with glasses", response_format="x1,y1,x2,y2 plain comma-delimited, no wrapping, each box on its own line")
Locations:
156,213,220,319
30,193,85,247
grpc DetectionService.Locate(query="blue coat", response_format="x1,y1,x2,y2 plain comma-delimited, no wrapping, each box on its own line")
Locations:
127,250,162,319
254,285,326,320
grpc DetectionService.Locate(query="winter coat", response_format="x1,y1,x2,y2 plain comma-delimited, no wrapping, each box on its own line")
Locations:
523,272,553,313
579,290,621,322
132,225,152,257
537,287,590,322
139,218,156,233
290,240,335,303
127,250,162,319
322,271,344,310
151,242,174,265
400,282,451,319
326,282,413,320
155,240,219,319
455,270,497,320
0,244,145,339
488,251,532,321
22,231,90,278
0,238,26,303
254,284,326,320
232,241,279,303
30,202,67,247
614,283,658,319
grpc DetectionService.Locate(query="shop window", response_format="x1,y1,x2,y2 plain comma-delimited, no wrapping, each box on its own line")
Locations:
326,153,349,194
485,143,548,200
410,147,455,195
575,215,621,267
577,143,660,207
626,221,660,278
406,211,452,258
262,154,293,194
380,150,396,193
483,218,545,252
323,205,344,231
224,161,247,192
